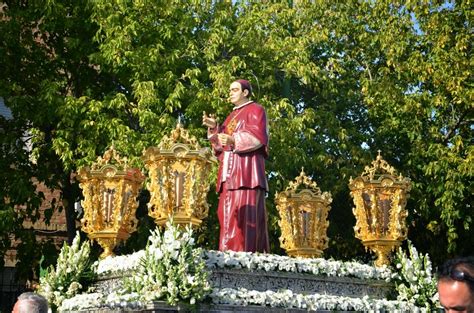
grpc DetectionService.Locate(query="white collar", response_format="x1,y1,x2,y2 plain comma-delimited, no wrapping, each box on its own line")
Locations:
233,100,253,110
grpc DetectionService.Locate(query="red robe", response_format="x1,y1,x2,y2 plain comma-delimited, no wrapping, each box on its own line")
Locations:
209,101,270,252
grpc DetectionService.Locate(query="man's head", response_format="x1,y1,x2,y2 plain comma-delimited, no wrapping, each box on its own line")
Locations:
229,79,252,106
12,292,48,313
437,257,474,313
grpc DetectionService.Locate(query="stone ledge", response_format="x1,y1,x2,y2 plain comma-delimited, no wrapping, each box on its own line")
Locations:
210,268,391,298
92,267,392,300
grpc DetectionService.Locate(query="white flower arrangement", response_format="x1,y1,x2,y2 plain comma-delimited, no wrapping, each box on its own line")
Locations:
95,249,145,276
60,292,104,311
61,287,426,312
59,291,144,312
51,228,437,312
211,287,426,312
204,250,393,281
38,232,95,310
96,249,393,281
392,240,439,311
120,220,211,306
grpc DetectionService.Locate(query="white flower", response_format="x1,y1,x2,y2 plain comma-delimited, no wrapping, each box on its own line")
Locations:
202,250,392,281
113,220,210,307
151,247,164,260
186,275,194,284
208,288,419,311
393,241,438,310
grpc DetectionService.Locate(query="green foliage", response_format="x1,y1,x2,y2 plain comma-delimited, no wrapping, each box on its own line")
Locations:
0,0,105,281
351,1,473,255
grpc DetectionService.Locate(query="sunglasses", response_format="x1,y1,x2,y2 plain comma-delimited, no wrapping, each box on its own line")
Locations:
450,269,474,282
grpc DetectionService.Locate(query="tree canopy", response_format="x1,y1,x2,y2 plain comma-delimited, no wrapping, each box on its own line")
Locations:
0,0,472,281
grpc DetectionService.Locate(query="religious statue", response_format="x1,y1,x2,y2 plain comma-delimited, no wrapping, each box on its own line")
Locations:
203,79,270,252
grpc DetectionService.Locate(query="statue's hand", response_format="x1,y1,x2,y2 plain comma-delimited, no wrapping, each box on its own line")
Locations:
217,133,234,146
202,111,217,128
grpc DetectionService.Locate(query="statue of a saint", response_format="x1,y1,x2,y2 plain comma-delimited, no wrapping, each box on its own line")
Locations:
203,79,269,252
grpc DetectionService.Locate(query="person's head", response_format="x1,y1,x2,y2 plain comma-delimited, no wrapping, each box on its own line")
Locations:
229,79,252,106
12,292,48,313
437,257,474,313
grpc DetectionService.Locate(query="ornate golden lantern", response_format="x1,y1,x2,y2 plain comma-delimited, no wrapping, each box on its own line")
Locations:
349,151,411,267
143,123,215,227
78,146,145,259
276,169,332,258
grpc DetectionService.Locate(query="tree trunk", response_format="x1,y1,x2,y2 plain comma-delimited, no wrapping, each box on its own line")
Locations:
61,172,79,244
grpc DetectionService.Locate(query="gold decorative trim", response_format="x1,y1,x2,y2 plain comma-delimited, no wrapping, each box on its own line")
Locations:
143,123,216,228
78,147,145,258
276,169,332,258
349,152,411,267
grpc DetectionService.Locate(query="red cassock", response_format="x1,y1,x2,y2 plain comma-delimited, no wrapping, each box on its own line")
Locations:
208,101,270,252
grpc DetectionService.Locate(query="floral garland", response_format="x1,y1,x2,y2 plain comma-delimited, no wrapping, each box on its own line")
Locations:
204,250,392,280
60,292,142,312
211,288,424,312
95,249,145,276
60,287,423,312
96,249,392,281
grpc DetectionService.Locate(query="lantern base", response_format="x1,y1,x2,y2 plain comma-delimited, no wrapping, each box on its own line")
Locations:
154,214,203,228
362,239,402,267
89,231,130,259
286,247,323,258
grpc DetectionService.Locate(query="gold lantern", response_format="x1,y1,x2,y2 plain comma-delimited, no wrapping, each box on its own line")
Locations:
349,151,411,267
276,169,332,258
143,123,215,227
78,146,145,259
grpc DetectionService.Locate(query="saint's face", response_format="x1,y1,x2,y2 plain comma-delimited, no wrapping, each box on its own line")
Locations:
229,81,248,106
438,280,474,313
